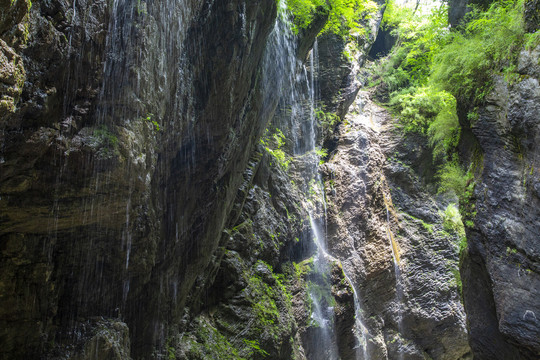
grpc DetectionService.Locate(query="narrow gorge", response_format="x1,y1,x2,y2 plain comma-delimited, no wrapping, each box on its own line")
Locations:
0,0,538,359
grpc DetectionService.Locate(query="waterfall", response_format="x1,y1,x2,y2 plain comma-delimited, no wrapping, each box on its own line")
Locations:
263,2,383,354
342,271,371,360
264,3,341,356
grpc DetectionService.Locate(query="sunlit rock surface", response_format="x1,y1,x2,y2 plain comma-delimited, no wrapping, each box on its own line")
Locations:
323,91,471,359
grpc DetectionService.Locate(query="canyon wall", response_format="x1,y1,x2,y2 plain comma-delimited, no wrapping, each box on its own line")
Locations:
1,0,539,359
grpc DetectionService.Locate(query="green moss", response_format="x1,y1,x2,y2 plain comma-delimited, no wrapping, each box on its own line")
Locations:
242,261,295,345
92,125,120,159
293,258,314,279
181,317,245,360
401,211,434,234
243,339,269,357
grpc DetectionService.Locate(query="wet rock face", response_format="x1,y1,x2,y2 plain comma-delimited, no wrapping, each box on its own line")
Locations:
317,33,360,120
0,0,279,358
323,92,470,359
461,46,540,360
171,152,309,360
0,0,31,116
49,318,131,360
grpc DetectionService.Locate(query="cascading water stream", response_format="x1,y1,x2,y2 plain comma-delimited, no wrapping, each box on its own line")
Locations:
301,36,373,360
285,33,372,358
268,9,340,356
342,270,371,360
308,211,340,360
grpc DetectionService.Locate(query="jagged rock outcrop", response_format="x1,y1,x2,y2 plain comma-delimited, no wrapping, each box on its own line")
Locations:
322,91,471,359
316,0,385,122
460,45,540,359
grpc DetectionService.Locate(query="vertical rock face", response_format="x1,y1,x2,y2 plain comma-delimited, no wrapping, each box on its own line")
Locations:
322,92,471,359
0,0,280,358
460,46,540,360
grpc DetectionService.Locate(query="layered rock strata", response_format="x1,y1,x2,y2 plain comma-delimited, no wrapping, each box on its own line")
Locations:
322,91,471,359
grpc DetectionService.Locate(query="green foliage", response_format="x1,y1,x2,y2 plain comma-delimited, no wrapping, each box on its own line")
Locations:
427,94,460,160
286,0,379,38
316,107,340,129
136,0,147,15
293,258,314,278
376,3,461,160
167,343,176,360
382,63,410,92
430,0,526,103
458,234,468,253
375,2,531,237
243,339,270,357
524,30,540,49
506,246,518,255
261,128,291,170
440,204,465,235
381,0,530,104
143,113,160,131
285,0,326,30
392,86,457,135
315,147,328,164
437,161,470,195
245,261,293,335
376,1,533,237
437,161,477,223
379,2,450,89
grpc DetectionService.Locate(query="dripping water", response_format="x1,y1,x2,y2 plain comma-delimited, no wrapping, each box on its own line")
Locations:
304,41,373,360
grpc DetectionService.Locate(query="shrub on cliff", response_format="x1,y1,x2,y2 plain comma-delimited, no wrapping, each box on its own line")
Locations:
286,0,379,38
430,0,527,104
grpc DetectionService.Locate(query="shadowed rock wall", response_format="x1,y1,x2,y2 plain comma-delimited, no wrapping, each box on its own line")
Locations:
1,0,280,358
460,46,540,360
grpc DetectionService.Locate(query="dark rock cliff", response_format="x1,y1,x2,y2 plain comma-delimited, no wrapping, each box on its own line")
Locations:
1,0,281,358
460,45,540,360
